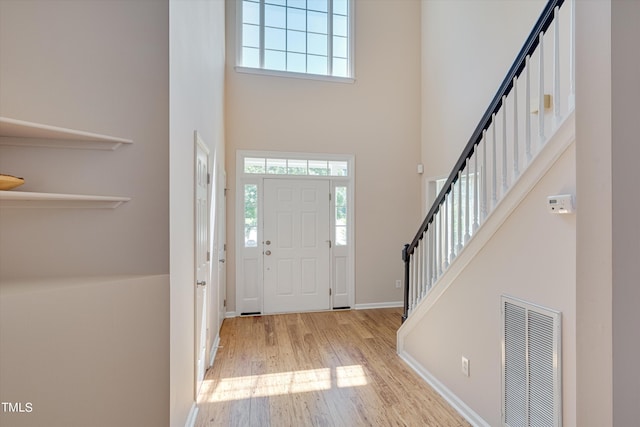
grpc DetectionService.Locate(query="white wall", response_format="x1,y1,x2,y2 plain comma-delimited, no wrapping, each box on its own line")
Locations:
0,1,170,426
0,276,169,427
402,142,577,426
575,1,640,425
169,0,226,425
611,2,640,424
420,0,545,209
224,0,422,311
0,0,170,278
574,2,612,426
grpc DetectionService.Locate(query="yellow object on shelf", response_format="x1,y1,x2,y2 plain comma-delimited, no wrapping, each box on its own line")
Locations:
0,174,25,190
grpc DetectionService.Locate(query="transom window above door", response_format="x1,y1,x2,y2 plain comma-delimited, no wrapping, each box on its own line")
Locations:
244,156,349,177
237,0,353,81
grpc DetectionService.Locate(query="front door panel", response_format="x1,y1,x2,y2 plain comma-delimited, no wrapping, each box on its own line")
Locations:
263,179,330,313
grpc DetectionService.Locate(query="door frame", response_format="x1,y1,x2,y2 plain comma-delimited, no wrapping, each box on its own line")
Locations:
235,150,355,315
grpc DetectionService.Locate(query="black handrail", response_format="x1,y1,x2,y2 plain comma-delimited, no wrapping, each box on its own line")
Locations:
403,0,565,322
408,0,564,254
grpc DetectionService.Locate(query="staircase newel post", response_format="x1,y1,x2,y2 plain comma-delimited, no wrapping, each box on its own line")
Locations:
402,244,410,323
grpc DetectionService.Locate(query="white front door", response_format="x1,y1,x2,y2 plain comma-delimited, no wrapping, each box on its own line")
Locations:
263,179,331,314
194,134,209,395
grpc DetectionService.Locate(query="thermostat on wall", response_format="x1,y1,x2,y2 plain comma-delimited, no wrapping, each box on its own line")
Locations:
547,194,574,214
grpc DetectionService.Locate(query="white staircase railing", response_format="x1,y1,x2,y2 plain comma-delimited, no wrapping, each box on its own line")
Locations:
402,0,575,322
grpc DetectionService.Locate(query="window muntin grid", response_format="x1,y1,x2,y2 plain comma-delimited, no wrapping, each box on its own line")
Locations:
244,157,349,177
239,0,352,78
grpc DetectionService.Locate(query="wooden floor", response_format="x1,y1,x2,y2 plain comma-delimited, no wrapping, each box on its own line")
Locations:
195,308,470,427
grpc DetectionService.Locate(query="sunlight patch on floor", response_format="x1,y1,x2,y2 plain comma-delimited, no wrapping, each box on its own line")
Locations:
203,365,368,402
336,364,367,388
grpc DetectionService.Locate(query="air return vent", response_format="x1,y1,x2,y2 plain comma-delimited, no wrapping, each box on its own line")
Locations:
502,296,562,427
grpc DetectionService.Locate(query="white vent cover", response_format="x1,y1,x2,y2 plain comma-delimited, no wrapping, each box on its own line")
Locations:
502,296,562,427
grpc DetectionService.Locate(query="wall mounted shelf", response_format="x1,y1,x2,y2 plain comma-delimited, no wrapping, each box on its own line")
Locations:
0,191,130,209
0,117,133,150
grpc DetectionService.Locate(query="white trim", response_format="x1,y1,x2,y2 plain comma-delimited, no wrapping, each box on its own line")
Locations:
225,311,237,318
354,301,403,310
184,403,199,427
0,191,130,209
398,351,490,427
208,334,221,368
0,116,133,150
235,66,355,84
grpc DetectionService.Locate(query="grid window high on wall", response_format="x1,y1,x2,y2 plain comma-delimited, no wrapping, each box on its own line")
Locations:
237,0,353,80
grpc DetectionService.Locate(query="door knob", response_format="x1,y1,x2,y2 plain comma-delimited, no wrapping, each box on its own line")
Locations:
265,250,272,256
265,240,271,245
196,280,206,287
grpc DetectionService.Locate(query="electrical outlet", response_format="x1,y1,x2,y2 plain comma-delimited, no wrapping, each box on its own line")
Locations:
395,279,402,289
461,356,470,377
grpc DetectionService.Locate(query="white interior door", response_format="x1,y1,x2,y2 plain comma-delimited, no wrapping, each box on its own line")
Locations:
263,179,331,313
194,134,209,395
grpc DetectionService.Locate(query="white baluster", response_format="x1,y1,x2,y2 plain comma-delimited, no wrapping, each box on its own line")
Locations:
433,225,438,288
526,55,532,163
423,238,427,297
569,0,576,109
417,241,427,303
457,172,463,253
423,233,428,295
425,226,430,293
445,183,456,263
449,189,456,262
409,248,418,309
431,223,438,285
491,115,498,208
414,246,419,307
433,219,437,285
418,246,422,301
513,76,520,178
409,254,416,310
432,223,436,285
413,242,422,305
416,244,425,304
553,6,561,126
425,229,431,294
464,160,471,243
443,194,449,269
473,148,479,232
421,242,425,303
436,210,443,277
502,95,508,194
539,31,546,144
482,129,488,220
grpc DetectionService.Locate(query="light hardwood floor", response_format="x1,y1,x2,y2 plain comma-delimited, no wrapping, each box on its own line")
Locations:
195,308,470,427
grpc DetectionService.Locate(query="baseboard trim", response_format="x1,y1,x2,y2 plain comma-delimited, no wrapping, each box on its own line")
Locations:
184,402,199,427
399,351,490,427
209,334,221,367
225,311,237,318
354,301,403,310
